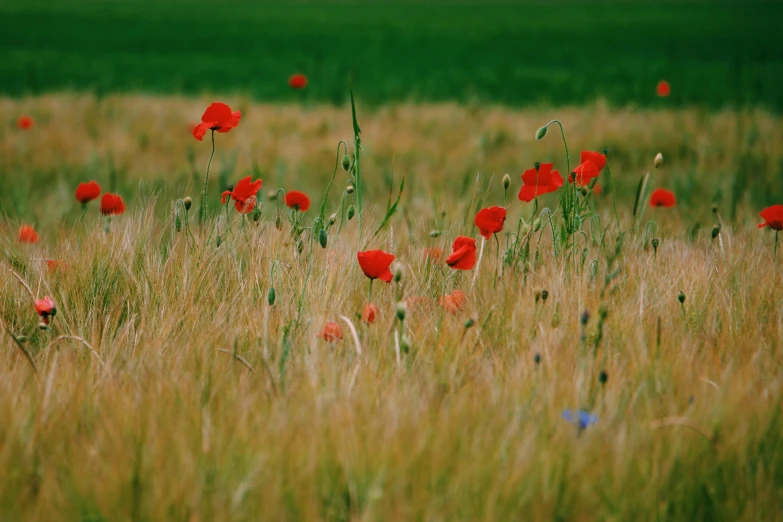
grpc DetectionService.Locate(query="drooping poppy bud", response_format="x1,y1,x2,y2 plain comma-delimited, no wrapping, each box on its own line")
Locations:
342,155,351,171
318,228,328,248
183,197,192,210
535,125,547,140
347,206,355,220
267,287,276,306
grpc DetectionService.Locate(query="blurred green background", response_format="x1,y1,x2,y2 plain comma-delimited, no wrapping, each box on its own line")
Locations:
1,0,780,109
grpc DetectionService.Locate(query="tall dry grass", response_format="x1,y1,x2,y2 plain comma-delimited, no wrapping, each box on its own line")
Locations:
0,94,781,521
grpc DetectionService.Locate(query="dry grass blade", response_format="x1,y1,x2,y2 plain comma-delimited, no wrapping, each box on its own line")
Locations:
217,349,255,373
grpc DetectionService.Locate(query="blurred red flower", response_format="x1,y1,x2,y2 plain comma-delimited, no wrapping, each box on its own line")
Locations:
758,204,783,231
657,80,671,97
285,190,311,211
100,193,126,215
593,184,603,196
446,236,477,270
17,116,33,130
18,224,39,244
318,321,343,343
289,74,308,90
474,206,507,239
222,176,262,213
75,180,101,204
649,189,676,208
46,260,65,272
192,102,241,141
35,296,56,324
440,290,467,314
362,303,380,324
357,250,395,282
518,163,563,202
424,247,443,261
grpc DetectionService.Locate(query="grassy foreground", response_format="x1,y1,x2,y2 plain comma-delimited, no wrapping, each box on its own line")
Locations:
0,95,782,520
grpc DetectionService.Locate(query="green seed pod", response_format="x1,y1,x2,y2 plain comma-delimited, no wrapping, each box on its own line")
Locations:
678,291,686,304
341,155,351,171
429,230,442,238
318,228,328,248
651,238,659,251
267,287,276,306
395,302,406,321
347,206,355,220
464,318,475,329
533,218,542,232
175,214,182,232
711,223,721,239
183,197,192,211
328,213,337,226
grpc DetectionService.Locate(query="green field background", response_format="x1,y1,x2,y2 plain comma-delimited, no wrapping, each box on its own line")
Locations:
1,0,781,109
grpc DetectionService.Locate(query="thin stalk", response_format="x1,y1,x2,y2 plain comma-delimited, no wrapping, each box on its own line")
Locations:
472,237,486,288
199,130,216,230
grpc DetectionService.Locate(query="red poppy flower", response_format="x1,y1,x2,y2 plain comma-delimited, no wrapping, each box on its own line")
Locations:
100,193,126,215
362,303,380,324
357,250,395,283
424,247,443,261
35,296,56,324
75,180,101,204
593,184,603,196
474,206,507,239
17,116,33,130
192,102,241,141
222,176,262,213
657,80,671,97
318,321,343,343
450,290,466,308
446,236,477,270
18,224,39,244
649,188,676,208
569,151,606,186
285,190,311,211
46,260,65,272
289,74,308,90
439,290,466,314
518,163,564,202
758,204,783,231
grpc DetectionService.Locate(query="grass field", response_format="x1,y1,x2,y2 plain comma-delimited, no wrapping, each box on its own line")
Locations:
2,0,782,109
0,94,782,520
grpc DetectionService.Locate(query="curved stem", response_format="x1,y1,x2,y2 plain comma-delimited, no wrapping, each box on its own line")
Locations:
199,130,216,230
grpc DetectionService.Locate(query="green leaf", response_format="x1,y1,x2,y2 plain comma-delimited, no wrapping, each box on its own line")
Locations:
350,89,361,136
371,175,405,239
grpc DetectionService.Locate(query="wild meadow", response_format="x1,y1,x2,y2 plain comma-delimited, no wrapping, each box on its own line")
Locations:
0,92,781,520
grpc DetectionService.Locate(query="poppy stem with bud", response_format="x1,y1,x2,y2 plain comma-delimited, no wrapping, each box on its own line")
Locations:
199,129,216,230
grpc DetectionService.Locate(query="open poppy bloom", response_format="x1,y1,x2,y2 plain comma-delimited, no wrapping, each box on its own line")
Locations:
657,80,671,97
35,296,56,325
446,236,477,270
100,193,126,215
362,303,380,324
569,150,607,186
758,204,783,231
222,176,262,213
357,250,395,282
288,73,308,89
649,188,676,208
17,116,33,130
318,321,343,343
18,224,39,244
192,102,241,141
518,163,563,202
75,181,101,204
474,206,507,239
285,190,311,211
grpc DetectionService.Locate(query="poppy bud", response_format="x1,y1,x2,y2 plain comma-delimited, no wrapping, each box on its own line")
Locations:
175,214,182,232
267,287,276,306
341,155,351,171
534,161,541,171
183,197,192,211
346,183,355,195
464,318,475,329
328,213,337,226
502,173,511,190
267,190,278,201
535,125,547,140
521,223,531,236
534,352,541,364
401,334,411,354
541,290,549,302
227,184,235,193
601,147,609,157
393,264,403,283
678,291,686,304
38,322,49,331
711,204,718,214
16,335,27,343
599,370,608,384
216,236,222,247
535,291,541,303
579,187,588,197
711,224,721,240
651,238,659,252
395,302,406,321
253,207,262,223
296,239,304,254
654,153,663,169
429,230,442,238
533,218,542,232
347,206,355,220
580,310,590,325
599,305,608,319
318,228,328,248
275,215,283,231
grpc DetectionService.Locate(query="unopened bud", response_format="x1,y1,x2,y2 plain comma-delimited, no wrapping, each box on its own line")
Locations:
503,173,511,190
395,302,406,321
296,239,304,254
654,152,663,168
599,305,608,319
520,223,531,236
464,318,475,329
711,224,721,239
579,187,588,197
16,335,27,343
252,207,262,223
275,215,283,231
651,238,659,251
711,204,718,214
345,183,355,195
535,125,548,140
401,334,411,354
318,228,328,248
38,322,49,331
678,291,686,304
183,197,192,211
541,290,549,302
533,352,541,364
429,230,442,238
267,287,276,306
347,206,355,220
216,236,222,247
535,291,541,303
267,190,277,201
580,310,590,325
328,213,337,226
599,370,608,384
393,264,403,283
533,218,542,232
175,214,182,232
341,155,351,171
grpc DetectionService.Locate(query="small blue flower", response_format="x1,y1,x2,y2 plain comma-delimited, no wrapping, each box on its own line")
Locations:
562,409,598,430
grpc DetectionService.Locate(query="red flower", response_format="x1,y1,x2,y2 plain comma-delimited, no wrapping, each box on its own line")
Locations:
474,206,507,239
758,204,783,231
593,184,603,196
569,151,606,186
357,250,395,283
46,260,65,272
75,180,101,204
35,296,56,324
17,116,33,130
657,80,671,97
289,74,308,90
518,163,564,202
100,193,126,215
362,303,380,324
424,247,443,261
446,236,477,270
439,290,466,314
18,224,39,244
649,188,676,208
318,321,343,343
192,102,241,141
222,176,262,213
285,190,311,211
